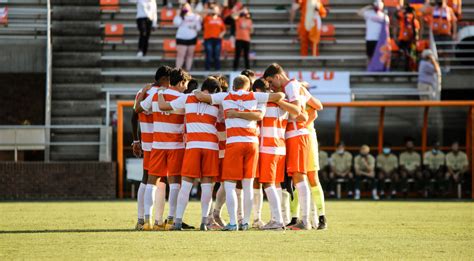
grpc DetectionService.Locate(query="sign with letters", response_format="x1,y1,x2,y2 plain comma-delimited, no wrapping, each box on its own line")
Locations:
229,71,351,102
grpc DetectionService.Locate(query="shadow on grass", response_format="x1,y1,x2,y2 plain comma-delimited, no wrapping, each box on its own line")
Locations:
0,229,137,234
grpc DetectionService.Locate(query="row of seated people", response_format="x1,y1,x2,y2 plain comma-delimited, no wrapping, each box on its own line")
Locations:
317,139,469,199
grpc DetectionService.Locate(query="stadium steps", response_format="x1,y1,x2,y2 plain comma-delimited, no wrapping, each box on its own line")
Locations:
50,0,103,161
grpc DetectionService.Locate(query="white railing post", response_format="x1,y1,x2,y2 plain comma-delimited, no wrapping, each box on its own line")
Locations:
44,0,52,161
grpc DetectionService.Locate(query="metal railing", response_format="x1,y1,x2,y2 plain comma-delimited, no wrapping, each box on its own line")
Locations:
44,0,52,161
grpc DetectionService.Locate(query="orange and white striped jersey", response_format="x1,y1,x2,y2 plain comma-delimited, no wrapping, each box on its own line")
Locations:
284,80,309,139
134,88,154,152
170,93,220,151
260,102,288,155
140,87,185,150
211,90,269,144
216,108,226,158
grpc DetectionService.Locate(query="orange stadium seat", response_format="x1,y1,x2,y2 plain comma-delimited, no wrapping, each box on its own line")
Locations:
384,0,403,8
417,39,430,52
163,39,177,57
100,0,119,12
104,23,124,43
321,24,335,41
160,7,176,26
221,39,235,58
0,7,8,25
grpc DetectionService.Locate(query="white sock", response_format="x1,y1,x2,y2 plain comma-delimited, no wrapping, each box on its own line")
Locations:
137,182,146,220
175,181,192,220
168,183,181,219
295,180,311,226
236,188,243,221
144,184,156,220
154,182,166,225
242,178,254,225
224,181,238,226
281,190,291,224
252,188,263,221
264,185,283,224
201,183,213,223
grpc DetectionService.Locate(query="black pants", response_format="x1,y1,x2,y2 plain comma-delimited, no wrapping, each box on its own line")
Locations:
355,176,377,191
233,40,250,70
366,40,378,60
137,18,152,55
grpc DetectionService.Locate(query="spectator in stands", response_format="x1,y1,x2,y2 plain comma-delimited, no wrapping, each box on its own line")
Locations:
423,141,446,197
203,5,226,71
418,49,441,100
425,0,458,43
173,3,202,71
376,143,399,199
354,145,378,200
136,0,158,57
399,137,422,197
445,141,469,195
233,7,253,71
358,0,390,62
396,4,421,71
318,145,330,190
329,142,354,198
222,0,243,39
296,0,328,56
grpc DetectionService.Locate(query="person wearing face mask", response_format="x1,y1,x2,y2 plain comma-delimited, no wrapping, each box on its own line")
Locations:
329,142,354,198
445,141,468,196
376,143,399,199
173,3,202,71
233,8,253,71
357,0,390,62
399,137,422,197
423,141,446,197
354,145,378,200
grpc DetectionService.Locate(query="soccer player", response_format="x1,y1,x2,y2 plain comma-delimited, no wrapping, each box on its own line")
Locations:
300,86,327,229
158,77,222,230
136,68,191,230
253,78,291,230
132,66,171,230
263,63,313,230
195,75,284,231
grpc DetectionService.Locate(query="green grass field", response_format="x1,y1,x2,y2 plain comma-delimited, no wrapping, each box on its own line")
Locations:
0,201,473,260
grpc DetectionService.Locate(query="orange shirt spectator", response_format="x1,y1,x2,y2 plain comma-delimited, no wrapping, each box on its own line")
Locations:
426,4,457,37
235,16,253,42
203,15,226,39
397,10,421,42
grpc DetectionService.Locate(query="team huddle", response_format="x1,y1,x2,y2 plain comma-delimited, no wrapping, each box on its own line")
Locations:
132,63,326,231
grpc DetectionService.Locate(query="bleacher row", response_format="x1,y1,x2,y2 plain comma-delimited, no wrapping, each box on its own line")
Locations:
0,0,47,39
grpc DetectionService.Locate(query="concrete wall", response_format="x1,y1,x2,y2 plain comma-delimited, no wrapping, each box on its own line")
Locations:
0,162,116,200
0,40,46,73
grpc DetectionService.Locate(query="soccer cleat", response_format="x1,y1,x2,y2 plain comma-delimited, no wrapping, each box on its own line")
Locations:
317,216,327,230
143,219,153,231
182,222,195,230
135,219,145,231
222,224,238,231
261,220,285,230
288,221,311,231
200,223,208,231
213,211,226,227
152,223,166,231
239,223,250,231
286,217,298,227
252,219,265,229
170,223,183,231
